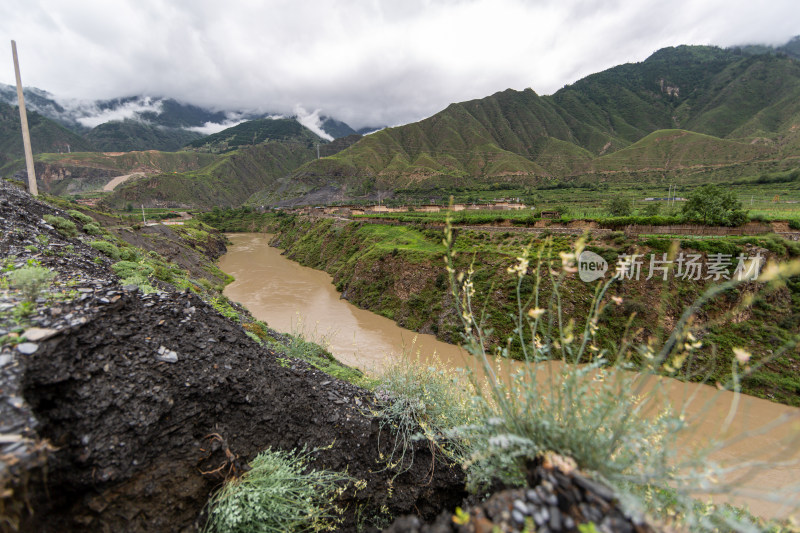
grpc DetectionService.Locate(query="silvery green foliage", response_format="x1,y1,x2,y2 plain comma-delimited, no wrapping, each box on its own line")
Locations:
204,447,351,533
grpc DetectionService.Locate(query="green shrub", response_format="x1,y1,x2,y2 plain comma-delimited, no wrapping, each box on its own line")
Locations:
607,197,633,216
6,266,55,301
43,215,78,238
204,447,351,533
680,238,741,256
373,353,474,472
66,209,94,225
82,222,103,236
640,202,661,216
642,237,673,253
112,260,154,280
682,184,748,226
597,215,683,228
118,247,139,261
90,240,121,260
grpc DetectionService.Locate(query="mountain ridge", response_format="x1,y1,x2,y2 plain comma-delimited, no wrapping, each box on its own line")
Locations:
267,44,800,204
0,85,362,150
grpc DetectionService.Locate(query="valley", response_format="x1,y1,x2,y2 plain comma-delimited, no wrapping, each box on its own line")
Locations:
3,36,800,532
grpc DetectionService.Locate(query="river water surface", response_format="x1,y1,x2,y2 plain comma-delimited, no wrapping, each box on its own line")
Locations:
220,232,800,519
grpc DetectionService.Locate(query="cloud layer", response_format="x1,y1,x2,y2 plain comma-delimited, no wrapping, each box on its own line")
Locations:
1,0,798,129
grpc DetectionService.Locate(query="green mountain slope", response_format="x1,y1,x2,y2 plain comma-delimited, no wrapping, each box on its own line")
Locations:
0,102,94,167
0,149,218,195
274,45,800,204
98,118,329,207
103,118,367,207
320,117,358,138
590,129,771,172
185,118,323,153
86,120,204,152
106,141,318,208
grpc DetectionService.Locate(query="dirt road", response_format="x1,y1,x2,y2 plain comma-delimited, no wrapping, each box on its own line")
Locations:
102,172,144,192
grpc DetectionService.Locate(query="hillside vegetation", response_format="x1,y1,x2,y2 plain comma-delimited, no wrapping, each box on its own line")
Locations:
261,214,800,407
106,141,318,208
85,120,203,152
0,102,93,167
185,118,323,153
273,46,800,203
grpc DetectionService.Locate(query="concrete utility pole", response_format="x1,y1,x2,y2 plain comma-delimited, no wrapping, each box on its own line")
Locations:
11,40,38,196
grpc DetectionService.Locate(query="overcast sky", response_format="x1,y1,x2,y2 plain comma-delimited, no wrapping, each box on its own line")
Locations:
1,0,798,129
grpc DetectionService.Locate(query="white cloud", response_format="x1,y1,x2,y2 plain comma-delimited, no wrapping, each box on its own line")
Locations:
185,119,247,136
67,97,164,128
294,105,334,141
0,0,798,129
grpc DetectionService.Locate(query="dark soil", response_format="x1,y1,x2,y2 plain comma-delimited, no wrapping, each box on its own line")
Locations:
0,179,465,532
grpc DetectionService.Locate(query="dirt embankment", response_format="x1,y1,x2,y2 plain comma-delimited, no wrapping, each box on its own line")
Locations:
0,180,464,532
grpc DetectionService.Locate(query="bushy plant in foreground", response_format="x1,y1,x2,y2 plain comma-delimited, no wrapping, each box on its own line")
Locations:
372,349,475,474
204,447,352,533
82,222,104,236
442,217,800,531
111,260,156,293
5,266,55,301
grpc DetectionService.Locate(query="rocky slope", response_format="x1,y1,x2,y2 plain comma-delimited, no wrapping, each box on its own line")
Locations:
0,179,464,532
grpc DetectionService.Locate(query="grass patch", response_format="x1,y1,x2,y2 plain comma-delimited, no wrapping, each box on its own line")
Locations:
43,214,78,238
90,240,121,260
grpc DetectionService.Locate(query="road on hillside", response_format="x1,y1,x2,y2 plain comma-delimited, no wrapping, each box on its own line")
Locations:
103,173,144,192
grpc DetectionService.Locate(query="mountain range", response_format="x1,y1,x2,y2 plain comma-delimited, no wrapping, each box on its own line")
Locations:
270,42,800,204
0,86,367,153
1,38,799,208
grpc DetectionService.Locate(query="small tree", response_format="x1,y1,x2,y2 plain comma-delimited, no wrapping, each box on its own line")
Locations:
607,197,633,217
682,184,748,226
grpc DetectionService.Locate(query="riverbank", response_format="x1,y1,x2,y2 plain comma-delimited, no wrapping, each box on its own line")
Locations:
252,213,800,407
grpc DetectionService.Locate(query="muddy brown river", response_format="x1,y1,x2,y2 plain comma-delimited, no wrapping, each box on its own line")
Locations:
220,233,799,519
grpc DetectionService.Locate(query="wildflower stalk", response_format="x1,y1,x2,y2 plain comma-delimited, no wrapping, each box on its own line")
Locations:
441,215,800,530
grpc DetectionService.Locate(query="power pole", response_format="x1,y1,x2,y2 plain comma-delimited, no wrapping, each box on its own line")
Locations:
11,40,37,196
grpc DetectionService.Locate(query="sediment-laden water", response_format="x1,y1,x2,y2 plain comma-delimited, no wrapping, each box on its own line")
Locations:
220,232,800,519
